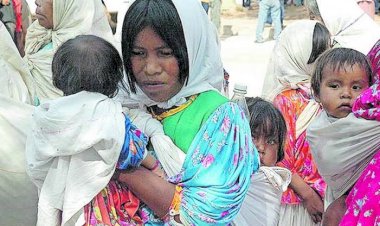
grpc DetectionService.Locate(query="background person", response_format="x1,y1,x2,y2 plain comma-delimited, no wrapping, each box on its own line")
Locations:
262,20,331,226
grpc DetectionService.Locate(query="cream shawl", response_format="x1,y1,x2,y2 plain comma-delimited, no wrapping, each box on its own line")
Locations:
307,111,380,200
24,0,116,104
124,0,223,109
316,0,380,54
232,167,292,226
0,21,31,103
25,91,125,225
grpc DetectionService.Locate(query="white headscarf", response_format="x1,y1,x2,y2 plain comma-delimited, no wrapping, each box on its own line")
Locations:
316,0,380,54
0,21,31,103
261,20,318,101
24,0,116,103
125,0,224,109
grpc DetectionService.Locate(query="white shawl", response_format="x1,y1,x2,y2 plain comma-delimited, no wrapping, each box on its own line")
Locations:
0,21,31,103
26,91,125,225
307,111,380,200
124,0,223,109
232,167,292,226
316,0,380,54
24,0,116,104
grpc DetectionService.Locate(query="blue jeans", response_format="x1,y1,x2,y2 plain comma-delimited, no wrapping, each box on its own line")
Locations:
256,0,282,41
294,0,303,6
266,0,284,25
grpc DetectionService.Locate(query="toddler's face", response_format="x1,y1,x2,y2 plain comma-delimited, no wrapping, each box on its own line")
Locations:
253,134,278,167
317,64,369,118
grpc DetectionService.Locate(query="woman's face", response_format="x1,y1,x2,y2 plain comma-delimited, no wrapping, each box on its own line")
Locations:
130,26,183,102
35,0,53,29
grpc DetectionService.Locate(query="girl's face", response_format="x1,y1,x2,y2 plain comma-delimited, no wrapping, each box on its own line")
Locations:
317,64,369,118
35,0,53,29
131,26,183,102
253,132,279,167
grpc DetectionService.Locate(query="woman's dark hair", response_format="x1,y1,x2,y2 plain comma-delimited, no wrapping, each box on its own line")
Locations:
246,97,287,162
307,22,331,64
121,0,188,93
52,35,126,97
311,47,373,98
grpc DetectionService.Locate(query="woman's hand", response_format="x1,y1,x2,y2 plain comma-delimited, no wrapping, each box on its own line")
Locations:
302,188,324,223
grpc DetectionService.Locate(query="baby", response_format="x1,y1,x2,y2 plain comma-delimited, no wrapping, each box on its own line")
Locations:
26,35,164,225
308,47,373,225
233,97,291,226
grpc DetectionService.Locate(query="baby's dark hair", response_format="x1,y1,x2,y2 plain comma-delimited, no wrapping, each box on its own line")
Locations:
311,47,373,98
246,97,286,162
307,22,331,64
121,0,188,93
52,35,127,97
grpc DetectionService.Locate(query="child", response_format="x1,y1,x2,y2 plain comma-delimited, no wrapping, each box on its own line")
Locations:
233,97,291,226
247,97,286,167
307,47,375,225
26,35,164,225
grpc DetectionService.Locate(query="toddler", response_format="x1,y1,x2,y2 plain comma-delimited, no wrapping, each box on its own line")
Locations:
233,97,291,226
308,47,374,225
26,35,163,225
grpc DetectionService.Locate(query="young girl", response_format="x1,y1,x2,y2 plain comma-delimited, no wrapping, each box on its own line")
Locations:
233,97,291,226
307,47,377,225
26,35,164,225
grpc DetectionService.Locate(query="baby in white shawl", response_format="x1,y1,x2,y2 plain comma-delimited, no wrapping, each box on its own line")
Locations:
25,35,163,226
307,47,377,225
233,97,291,226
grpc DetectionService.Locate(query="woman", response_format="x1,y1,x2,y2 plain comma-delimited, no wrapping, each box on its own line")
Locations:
261,20,331,226
23,0,116,104
112,0,260,224
305,0,380,78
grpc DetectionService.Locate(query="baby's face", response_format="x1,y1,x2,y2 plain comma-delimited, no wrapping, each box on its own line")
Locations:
252,135,278,167
317,64,369,118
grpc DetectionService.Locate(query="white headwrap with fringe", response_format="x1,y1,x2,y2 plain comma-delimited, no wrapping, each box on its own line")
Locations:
124,0,223,109
24,0,116,103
